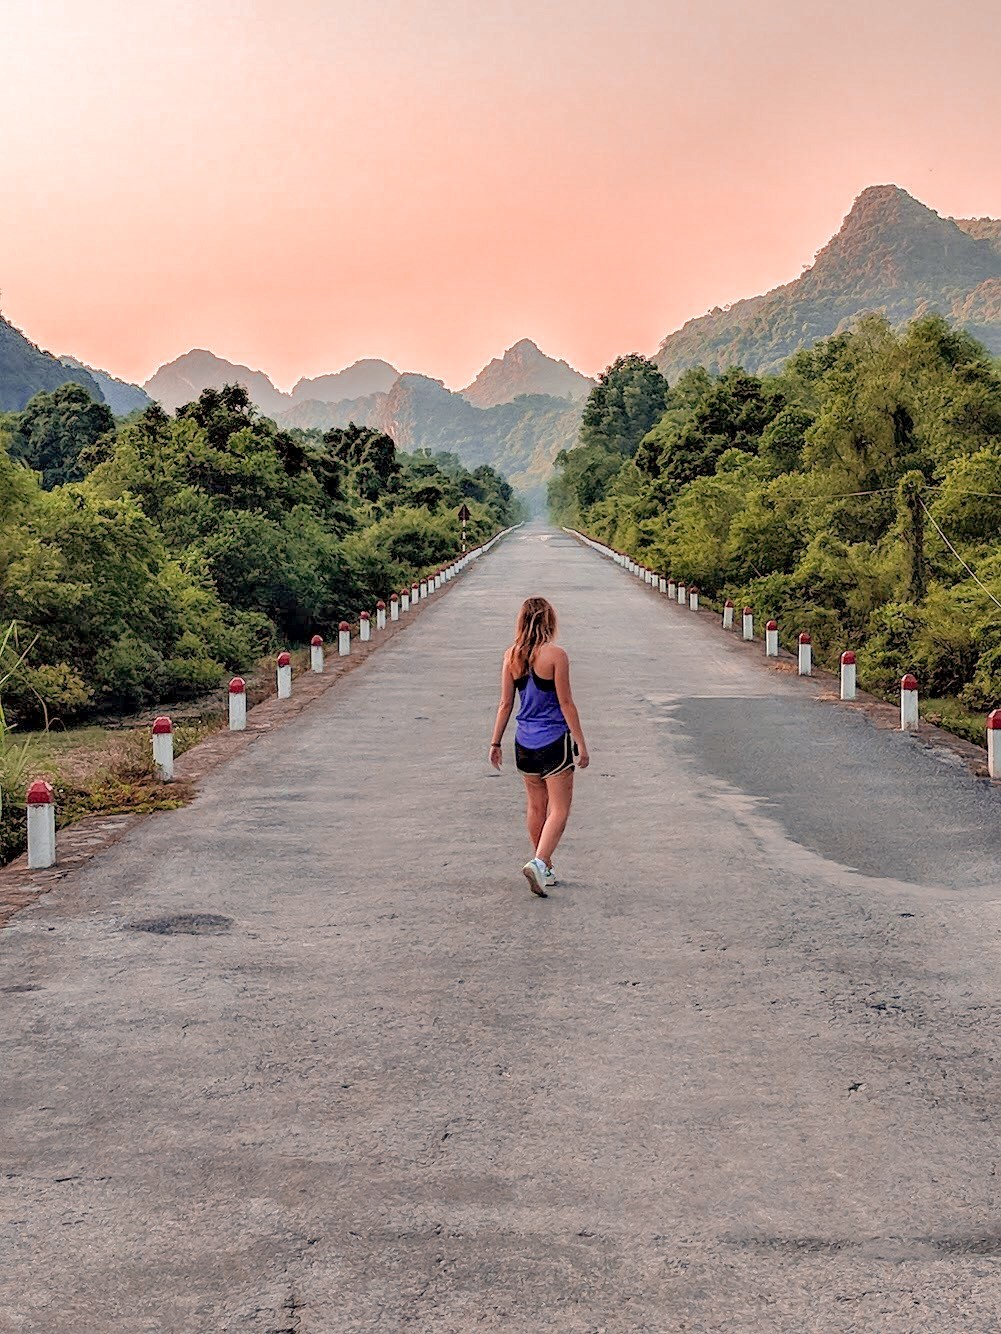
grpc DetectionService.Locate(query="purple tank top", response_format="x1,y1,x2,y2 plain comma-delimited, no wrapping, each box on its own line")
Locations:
514,669,568,748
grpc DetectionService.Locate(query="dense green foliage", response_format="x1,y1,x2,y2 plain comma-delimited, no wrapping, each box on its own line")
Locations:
5,382,115,487
0,384,520,726
277,376,582,510
552,314,1001,712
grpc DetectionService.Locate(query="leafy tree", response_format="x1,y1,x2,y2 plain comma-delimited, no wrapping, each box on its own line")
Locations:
7,382,115,488
579,354,670,457
550,315,1001,715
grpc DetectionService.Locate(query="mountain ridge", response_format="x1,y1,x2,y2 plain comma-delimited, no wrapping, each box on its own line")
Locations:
460,338,593,406
655,185,1001,380
0,314,105,411
60,356,152,416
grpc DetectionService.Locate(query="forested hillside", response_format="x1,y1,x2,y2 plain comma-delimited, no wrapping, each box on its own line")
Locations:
655,187,1001,380
145,346,586,502
552,316,1001,729
0,313,104,411
277,375,581,505
0,384,520,728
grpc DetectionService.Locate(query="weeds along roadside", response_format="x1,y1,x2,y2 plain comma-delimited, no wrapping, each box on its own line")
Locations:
0,644,314,868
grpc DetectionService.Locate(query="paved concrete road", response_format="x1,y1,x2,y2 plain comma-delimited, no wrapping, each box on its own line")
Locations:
4,525,1001,1333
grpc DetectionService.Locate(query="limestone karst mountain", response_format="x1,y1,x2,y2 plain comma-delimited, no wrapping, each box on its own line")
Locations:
290,358,398,404
276,372,581,502
0,314,104,411
655,185,1001,380
143,349,289,416
375,374,581,501
460,338,593,407
60,357,151,416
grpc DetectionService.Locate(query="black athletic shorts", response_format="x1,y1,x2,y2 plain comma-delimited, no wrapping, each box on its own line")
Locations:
515,730,577,779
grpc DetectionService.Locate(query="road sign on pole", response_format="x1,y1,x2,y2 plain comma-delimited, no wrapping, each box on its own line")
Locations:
458,503,471,553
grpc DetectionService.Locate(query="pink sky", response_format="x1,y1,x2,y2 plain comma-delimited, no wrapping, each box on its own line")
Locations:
1,0,999,391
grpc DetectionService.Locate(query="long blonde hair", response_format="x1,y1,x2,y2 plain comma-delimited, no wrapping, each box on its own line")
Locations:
510,597,557,677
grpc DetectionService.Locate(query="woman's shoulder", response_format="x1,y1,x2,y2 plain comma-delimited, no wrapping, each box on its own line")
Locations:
535,642,567,667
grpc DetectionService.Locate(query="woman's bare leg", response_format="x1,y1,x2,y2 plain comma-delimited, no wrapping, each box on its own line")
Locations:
522,774,549,860
535,768,574,866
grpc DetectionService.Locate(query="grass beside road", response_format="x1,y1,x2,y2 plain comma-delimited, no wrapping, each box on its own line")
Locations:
0,721,214,867
0,644,317,868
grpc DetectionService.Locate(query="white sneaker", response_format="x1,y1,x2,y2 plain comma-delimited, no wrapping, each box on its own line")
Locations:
544,866,557,889
522,858,548,897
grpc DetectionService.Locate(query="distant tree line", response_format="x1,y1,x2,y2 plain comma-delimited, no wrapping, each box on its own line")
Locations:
0,383,522,724
550,315,1001,726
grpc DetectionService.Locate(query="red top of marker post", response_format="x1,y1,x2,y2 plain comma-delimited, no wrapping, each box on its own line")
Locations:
391,593,399,602
229,676,246,693
339,621,350,631
310,635,323,647
901,673,919,691
841,651,856,665
988,709,1001,730
26,779,54,804
725,599,735,608
766,620,778,631
799,632,811,644
152,715,173,734
277,652,291,668
376,600,386,610
743,606,753,615
689,585,699,594
360,611,370,621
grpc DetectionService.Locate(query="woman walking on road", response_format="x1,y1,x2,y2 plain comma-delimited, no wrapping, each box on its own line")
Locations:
489,596,590,896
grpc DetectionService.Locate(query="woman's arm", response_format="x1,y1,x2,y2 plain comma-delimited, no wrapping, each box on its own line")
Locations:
552,648,590,768
489,651,516,769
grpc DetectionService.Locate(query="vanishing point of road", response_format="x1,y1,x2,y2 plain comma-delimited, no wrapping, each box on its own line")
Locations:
3,524,1001,1332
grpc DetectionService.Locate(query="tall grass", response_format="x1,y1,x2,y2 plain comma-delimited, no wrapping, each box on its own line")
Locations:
0,621,38,823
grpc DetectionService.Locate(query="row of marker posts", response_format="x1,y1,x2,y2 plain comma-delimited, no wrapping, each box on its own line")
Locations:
565,526,1001,779
22,526,522,871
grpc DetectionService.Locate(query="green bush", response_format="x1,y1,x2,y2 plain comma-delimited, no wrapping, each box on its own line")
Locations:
2,662,93,727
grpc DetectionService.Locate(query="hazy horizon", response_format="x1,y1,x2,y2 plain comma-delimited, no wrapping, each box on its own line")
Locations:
2,0,1000,391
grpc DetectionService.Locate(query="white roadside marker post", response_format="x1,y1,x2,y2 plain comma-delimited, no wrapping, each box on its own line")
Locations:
765,620,779,657
26,780,56,870
376,600,387,631
723,599,735,630
152,715,175,780
667,578,677,601
277,652,292,700
678,582,687,605
840,651,857,700
360,611,371,642
689,585,700,612
391,593,400,621
401,589,410,613
338,621,351,656
310,635,324,673
798,632,812,676
742,607,754,641
900,673,919,730
229,677,247,730
411,581,419,605
988,710,1001,779
659,576,667,594
419,578,428,599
